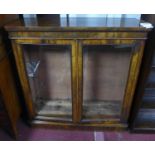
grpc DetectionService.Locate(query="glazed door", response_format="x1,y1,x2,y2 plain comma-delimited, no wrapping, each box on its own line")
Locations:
78,40,145,123
12,40,77,122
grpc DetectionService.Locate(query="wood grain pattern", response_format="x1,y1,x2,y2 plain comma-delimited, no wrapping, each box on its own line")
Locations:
8,32,147,41
11,39,78,121
11,41,36,119
0,55,20,138
0,14,20,139
121,41,145,122
4,17,151,32
31,119,128,131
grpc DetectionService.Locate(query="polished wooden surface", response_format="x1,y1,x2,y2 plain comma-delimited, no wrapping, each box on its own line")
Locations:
6,16,151,130
0,14,18,27
5,16,151,32
0,14,20,138
0,55,20,138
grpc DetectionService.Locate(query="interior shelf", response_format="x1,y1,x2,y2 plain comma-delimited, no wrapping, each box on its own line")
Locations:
82,100,121,119
141,96,155,109
36,99,72,118
35,99,121,121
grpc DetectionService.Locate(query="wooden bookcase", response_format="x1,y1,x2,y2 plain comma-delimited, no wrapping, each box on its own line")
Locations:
5,15,151,130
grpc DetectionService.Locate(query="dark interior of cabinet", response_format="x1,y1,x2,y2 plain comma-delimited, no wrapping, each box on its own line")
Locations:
145,53,155,88
130,15,155,131
134,48,155,130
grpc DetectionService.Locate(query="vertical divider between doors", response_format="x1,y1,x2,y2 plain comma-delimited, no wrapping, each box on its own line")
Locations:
78,40,83,122
72,40,83,123
71,40,79,123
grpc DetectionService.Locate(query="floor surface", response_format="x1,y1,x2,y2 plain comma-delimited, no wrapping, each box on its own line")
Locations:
1,121,155,141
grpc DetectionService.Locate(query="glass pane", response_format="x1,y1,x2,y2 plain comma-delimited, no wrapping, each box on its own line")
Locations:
22,44,72,121
82,45,132,120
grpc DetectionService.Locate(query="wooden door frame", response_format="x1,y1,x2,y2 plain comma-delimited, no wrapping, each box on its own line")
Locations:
11,39,78,123
77,39,145,123
11,38,146,125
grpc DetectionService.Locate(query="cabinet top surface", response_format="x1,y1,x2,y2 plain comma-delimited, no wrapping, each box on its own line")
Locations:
4,16,152,32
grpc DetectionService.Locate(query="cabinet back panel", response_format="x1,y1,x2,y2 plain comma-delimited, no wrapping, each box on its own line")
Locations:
83,45,131,101
22,45,72,119
82,45,132,119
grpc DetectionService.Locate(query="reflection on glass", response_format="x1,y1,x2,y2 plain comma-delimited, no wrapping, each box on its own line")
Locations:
22,45,72,121
82,45,132,120
23,14,140,28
